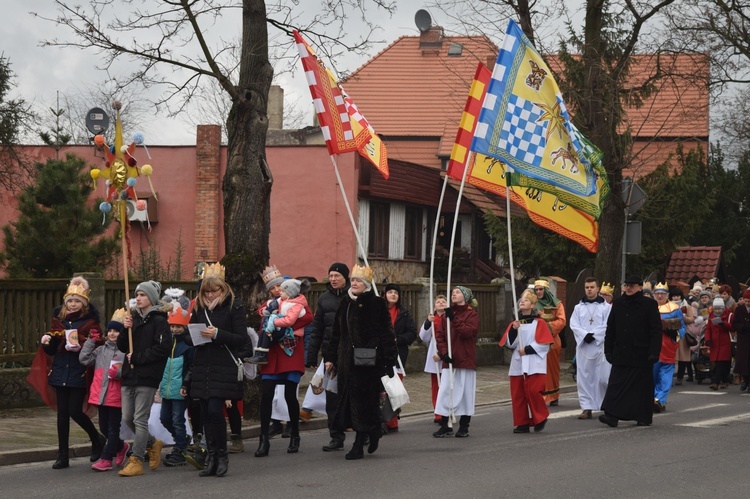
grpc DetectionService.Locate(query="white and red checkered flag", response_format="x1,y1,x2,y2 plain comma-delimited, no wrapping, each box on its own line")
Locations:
342,90,389,179
294,30,372,155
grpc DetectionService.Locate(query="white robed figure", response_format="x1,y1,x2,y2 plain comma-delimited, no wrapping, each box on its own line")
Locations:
570,278,612,419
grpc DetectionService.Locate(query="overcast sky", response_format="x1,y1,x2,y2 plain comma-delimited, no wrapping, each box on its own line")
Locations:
5,1,583,145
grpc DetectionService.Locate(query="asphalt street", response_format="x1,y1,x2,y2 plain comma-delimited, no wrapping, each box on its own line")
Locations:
2,384,748,498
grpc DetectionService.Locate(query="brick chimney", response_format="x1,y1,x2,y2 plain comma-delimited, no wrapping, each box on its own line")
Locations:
194,125,222,265
268,85,284,129
420,26,444,53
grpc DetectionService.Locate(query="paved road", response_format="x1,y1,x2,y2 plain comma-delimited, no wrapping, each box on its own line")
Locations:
2,384,748,498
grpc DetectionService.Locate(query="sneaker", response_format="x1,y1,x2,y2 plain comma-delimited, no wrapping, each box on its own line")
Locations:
432,425,454,438
184,450,203,470
164,449,187,467
147,439,163,470
91,458,113,472
245,351,268,365
187,433,202,453
118,456,144,477
455,428,469,438
299,409,312,422
228,434,245,453
115,442,131,468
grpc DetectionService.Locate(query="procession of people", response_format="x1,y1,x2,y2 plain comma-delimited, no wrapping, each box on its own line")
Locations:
29,269,750,477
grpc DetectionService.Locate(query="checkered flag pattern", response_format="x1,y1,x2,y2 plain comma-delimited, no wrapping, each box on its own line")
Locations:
500,95,546,166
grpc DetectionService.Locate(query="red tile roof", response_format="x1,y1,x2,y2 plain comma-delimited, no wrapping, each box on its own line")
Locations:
343,33,709,174
666,246,722,283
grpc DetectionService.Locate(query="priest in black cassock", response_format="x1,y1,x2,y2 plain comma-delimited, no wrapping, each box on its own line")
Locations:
599,275,662,427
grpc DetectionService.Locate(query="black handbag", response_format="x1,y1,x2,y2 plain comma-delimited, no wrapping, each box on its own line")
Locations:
353,347,377,367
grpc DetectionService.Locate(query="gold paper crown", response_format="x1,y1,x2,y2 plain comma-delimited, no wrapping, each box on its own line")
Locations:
201,262,226,280
350,265,373,283
534,279,550,289
110,308,127,324
600,282,614,295
654,281,669,293
64,277,90,303
261,265,282,284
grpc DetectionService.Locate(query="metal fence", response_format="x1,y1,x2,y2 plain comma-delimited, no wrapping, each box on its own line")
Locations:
1,279,503,365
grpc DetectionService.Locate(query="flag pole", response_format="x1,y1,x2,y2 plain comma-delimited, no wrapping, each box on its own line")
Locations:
329,154,379,296
444,152,472,424
428,173,450,387
504,167,520,323
118,201,133,368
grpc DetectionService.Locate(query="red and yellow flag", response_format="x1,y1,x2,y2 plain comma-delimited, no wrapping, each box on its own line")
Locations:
448,62,599,252
294,30,388,178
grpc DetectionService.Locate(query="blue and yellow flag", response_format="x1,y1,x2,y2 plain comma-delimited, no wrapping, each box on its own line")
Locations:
471,19,598,197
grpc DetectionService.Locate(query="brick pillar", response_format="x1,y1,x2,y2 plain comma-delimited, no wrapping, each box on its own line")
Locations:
194,125,222,265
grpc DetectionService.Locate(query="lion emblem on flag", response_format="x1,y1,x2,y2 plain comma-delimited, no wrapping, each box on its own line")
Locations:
525,60,547,90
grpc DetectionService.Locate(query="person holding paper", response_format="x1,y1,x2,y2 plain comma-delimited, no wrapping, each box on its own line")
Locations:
186,264,248,477
499,290,554,434
40,276,107,470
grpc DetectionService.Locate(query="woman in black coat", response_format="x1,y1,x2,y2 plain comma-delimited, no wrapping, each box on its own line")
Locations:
186,266,248,477
325,265,397,460
383,283,416,433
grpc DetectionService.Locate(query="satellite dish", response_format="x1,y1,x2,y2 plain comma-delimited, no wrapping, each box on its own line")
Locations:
415,9,432,33
85,107,110,136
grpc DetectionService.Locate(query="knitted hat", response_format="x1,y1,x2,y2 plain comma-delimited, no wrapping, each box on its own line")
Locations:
328,262,350,280
261,265,284,290
64,276,91,305
135,280,161,307
106,308,127,333
455,285,478,308
281,279,302,299
692,282,704,291
699,290,712,299
162,287,191,311
713,297,725,309
350,265,373,291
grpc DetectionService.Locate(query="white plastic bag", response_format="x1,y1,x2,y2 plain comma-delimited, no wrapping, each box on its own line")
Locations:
381,368,410,411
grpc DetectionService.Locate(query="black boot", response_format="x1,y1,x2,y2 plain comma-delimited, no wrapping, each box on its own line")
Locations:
455,416,471,438
52,450,69,469
215,450,228,477
199,424,218,477
90,433,107,462
345,432,365,460
254,435,270,457
287,436,300,454
367,431,380,454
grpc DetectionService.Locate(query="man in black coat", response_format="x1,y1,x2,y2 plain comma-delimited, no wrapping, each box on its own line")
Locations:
305,262,350,451
599,275,662,428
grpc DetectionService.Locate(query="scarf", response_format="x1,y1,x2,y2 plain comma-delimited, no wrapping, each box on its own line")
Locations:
536,289,560,309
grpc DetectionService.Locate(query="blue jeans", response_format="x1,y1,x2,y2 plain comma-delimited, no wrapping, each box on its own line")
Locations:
160,398,188,451
121,385,157,460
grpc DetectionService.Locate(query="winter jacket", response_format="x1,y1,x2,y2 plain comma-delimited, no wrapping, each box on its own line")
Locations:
306,282,349,366
604,291,662,367
392,306,417,366
159,333,193,400
187,298,249,400
260,296,313,376
705,309,734,362
325,289,397,433
732,305,750,376
43,305,102,389
435,303,479,370
116,303,171,388
80,337,126,407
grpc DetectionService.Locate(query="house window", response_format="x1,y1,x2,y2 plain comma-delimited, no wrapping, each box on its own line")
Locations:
404,206,423,259
368,202,390,258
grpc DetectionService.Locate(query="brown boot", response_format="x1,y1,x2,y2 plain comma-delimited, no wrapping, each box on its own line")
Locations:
577,410,592,420
147,439,163,470
118,456,144,477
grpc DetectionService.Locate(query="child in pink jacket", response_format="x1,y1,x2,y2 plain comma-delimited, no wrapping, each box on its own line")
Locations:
79,309,129,471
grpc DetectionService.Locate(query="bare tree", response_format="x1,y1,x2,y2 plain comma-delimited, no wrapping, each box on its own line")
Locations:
0,55,37,191
32,0,394,307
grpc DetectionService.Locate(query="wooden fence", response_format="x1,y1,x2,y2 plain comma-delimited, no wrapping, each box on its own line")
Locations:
1,279,504,365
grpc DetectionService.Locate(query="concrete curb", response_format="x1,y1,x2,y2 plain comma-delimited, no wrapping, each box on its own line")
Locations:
0,385,577,467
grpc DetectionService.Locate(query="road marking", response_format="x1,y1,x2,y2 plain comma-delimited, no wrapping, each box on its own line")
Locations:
676,413,750,427
678,391,726,395
547,409,585,420
679,403,728,413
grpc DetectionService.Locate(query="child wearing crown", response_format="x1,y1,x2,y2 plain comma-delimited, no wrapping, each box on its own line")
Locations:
39,276,107,470
80,308,130,471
